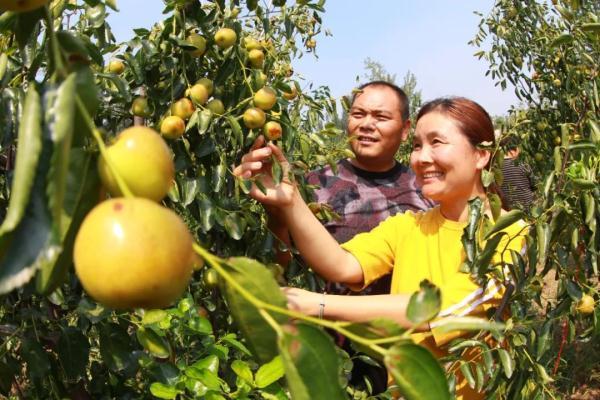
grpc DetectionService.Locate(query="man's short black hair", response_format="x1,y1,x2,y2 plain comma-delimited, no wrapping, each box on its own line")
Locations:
351,81,410,122
500,135,521,151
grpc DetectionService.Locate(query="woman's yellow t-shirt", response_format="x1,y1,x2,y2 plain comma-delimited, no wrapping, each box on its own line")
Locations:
340,206,527,399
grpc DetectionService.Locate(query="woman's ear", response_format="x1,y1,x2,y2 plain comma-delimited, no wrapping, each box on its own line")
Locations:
476,149,491,170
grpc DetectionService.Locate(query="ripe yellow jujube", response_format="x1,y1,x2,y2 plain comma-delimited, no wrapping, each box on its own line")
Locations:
131,97,152,117
160,115,186,140
196,78,214,97
214,28,237,49
253,87,277,111
248,49,265,69
171,98,195,120
282,85,298,100
206,99,225,115
243,107,266,129
108,59,125,75
263,121,282,140
189,84,209,105
577,294,595,315
74,198,194,309
244,37,262,51
98,126,175,202
186,33,207,57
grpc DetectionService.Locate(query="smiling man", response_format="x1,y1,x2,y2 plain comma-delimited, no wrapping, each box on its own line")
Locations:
306,81,434,249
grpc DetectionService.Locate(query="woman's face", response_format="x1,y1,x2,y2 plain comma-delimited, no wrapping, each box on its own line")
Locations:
410,111,490,204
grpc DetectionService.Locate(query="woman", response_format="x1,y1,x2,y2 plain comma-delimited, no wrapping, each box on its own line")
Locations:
234,97,526,399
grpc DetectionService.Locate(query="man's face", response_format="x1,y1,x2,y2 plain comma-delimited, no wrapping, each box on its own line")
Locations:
347,85,409,172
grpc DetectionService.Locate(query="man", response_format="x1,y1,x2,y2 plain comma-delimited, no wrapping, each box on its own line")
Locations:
267,81,434,393
499,136,536,210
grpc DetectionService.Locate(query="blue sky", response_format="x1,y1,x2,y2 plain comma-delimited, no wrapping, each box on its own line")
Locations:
107,1,518,116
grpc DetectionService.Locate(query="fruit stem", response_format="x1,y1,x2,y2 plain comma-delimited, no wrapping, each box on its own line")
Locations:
75,96,134,198
237,56,255,94
192,243,387,355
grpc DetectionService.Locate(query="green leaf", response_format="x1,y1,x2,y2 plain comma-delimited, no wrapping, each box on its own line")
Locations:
231,359,254,384
497,348,514,378
474,232,504,274
406,280,441,325
56,31,92,63
0,92,54,295
221,334,252,356
142,309,169,325
198,109,213,135
184,367,221,390
534,363,554,384
15,8,44,49
223,212,246,240
72,66,100,146
57,327,90,380
184,377,208,397
0,53,7,81
187,315,213,335
550,33,574,47
384,342,451,400
136,326,171,359
197,197,216,232
105,0,119,11
488,192,502,221
481,169,495,188
86,3,106,29
212,163,226,193
181,178,198,207
21,338,50,381
149,382,181,399
484,209,525,239
226,115,244,148
459,363,476,389
99,323,136,372
255,356,285,388
97,72,131,103
221,257,289,363
191,355,219,374
0,86,42,238
278,323,346,400
36,150,100,294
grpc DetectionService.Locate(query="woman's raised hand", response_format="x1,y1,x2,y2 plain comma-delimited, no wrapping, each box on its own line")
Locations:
233,136,296,207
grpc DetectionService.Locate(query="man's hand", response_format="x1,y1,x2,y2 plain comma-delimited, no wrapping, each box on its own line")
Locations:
233,135,296,207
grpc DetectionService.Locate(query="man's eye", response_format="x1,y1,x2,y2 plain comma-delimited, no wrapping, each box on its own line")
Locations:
412,143,421,150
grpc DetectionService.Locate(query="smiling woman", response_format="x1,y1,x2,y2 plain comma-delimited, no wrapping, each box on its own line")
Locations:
234,96,526,399
411,97,494,221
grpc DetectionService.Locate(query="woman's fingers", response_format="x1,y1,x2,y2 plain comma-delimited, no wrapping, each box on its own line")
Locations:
234,145,273,179
250,135,266,151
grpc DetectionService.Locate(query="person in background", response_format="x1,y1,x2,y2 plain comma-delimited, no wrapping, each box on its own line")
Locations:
500,136,536,210
234,96,526,399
